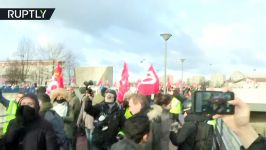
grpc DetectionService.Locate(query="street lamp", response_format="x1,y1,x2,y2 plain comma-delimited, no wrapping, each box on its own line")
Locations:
160,33,172,94
180,58,185,93
180,59,185,82
253,68,256,87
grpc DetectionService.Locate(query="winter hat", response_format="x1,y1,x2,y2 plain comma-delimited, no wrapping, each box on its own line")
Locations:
105,89,117,101
36,86,46,95
19,93,40,112
100,86,108,97
50,88,68,102
37,93,51,103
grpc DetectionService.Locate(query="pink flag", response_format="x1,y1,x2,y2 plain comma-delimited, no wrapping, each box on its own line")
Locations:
117,63,130,103
46,63,64,94
98,80,104,86
136,79,141,88
138,65,160,95
113,81,118,88
175,80,182,87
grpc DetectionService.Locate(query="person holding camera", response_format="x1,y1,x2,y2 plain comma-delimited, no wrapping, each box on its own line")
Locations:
76,86,95,150
84,89,125,150
213,98,266,150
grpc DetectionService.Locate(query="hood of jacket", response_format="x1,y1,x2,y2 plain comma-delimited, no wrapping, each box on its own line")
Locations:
111,138,144,150
50,88,68,102
40,102,53,113
147,104,162,121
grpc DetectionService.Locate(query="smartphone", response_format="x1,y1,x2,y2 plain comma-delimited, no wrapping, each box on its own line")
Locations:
192,91,235,114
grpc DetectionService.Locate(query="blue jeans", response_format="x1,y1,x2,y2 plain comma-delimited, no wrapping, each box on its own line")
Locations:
85,128,93,150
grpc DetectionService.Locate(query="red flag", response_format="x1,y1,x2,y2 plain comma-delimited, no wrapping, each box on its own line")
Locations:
54,63,64,88
117,63,130,103
46,63,64,94
138,65,160,95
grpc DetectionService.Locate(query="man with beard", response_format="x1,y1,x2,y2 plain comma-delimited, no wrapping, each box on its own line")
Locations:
85,89,125,150
3,93,58,150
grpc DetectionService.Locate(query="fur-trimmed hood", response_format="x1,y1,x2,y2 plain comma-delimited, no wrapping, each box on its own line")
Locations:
50,88,68,102
147,104,163,121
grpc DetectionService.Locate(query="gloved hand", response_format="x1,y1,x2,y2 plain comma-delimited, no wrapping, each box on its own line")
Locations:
116,132,125,140
169,122,180,133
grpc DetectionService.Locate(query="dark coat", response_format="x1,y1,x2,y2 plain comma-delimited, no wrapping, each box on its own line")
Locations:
133,104,163,150
40,102,66,145
241,135,266,150
169,113,208,150
146,104,163,150
62,102,75,139
3,116,58,150
160,108,172,150
68,92,81,124
110,138,145,150
85,100,125,149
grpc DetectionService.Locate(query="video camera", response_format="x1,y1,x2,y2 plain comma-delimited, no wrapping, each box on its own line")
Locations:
83,80,94,97
192,91,235,115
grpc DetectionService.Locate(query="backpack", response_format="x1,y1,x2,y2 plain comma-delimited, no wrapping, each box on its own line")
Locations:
44,110,66,145
193,121,214,150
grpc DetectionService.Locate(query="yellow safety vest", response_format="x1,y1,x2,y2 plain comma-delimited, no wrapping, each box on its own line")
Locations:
3,100,18,134
170,97,182,114
207,119,217,128
124,108,133,119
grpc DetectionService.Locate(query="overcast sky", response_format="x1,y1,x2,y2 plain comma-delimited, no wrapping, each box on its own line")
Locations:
1,0,266,81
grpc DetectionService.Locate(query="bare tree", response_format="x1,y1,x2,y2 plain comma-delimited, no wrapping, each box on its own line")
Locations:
38,43,78,85
5,38,34,84
39,43,67,75
16,38,33,82
64,50,77,85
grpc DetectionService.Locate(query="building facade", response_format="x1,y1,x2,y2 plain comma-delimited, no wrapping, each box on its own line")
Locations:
0,60,59,86
75,66,113,87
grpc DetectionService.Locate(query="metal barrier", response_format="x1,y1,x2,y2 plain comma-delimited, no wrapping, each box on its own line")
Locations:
215,119,242,150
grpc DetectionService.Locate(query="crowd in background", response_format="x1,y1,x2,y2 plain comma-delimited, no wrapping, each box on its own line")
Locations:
0,80,265,150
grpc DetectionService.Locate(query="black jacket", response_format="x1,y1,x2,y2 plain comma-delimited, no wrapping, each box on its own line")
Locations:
169,114,208,150
111,138,145,150
132,104,163,150
40,102,66,145
241,135,266,150
85,100,125,149
3,116,58,150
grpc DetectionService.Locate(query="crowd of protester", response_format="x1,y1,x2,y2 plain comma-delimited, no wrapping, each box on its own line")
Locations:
0,83,36,93
0,81,265,150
